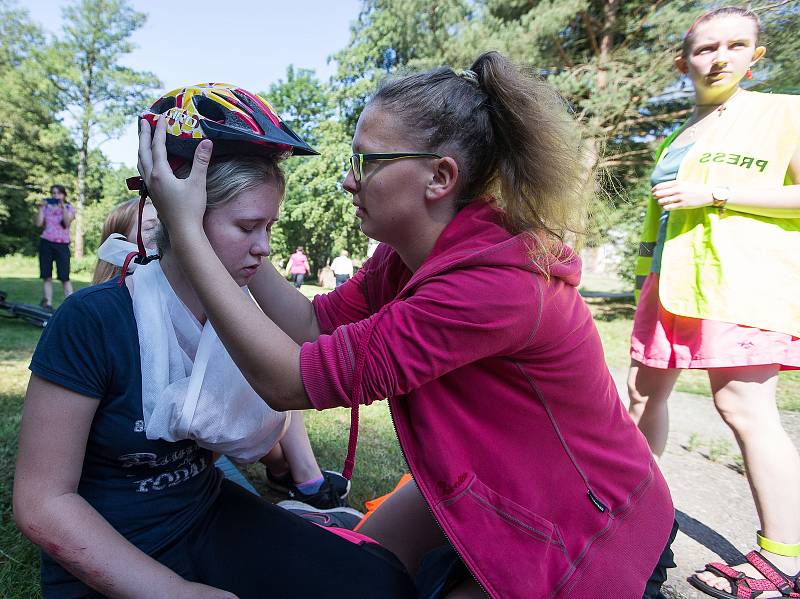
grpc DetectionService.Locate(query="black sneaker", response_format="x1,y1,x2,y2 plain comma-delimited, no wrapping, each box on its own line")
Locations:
320,470,351,499
287,470,351,509
265,468,350,509
278,500,364,530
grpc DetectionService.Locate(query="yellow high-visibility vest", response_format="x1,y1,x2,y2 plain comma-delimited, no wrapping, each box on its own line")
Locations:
635,91,800,336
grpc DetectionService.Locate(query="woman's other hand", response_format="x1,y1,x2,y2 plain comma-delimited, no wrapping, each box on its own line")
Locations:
652,181,714,211
137,116,211,234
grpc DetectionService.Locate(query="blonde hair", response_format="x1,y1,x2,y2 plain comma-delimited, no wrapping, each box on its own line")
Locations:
372,51,590,270
92,198,146,284
157,155,286,253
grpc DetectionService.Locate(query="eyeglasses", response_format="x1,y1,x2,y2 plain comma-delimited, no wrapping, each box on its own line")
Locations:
349,152,442,183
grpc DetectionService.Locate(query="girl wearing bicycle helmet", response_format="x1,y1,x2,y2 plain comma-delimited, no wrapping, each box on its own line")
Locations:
13,84,415,599
139,56,677,598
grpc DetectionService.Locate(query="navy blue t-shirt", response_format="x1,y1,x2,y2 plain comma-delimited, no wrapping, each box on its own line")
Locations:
29,280,222,596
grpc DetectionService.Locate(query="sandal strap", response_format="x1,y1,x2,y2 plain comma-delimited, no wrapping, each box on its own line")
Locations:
705,560,800,598
704,563,771,598
758,531,800,558
745,551,800,597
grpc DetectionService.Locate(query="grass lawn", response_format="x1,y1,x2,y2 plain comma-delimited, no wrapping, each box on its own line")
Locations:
1,255,798,596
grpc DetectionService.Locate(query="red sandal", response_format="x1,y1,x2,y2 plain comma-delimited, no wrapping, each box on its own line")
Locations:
688,550,800,599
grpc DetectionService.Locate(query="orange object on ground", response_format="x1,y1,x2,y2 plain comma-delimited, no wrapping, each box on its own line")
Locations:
354,473,413,531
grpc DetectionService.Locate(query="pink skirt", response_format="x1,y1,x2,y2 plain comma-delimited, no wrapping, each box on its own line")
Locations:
630,273,800,370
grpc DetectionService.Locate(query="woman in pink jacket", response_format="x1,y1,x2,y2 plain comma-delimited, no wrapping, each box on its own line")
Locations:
139,52,676,598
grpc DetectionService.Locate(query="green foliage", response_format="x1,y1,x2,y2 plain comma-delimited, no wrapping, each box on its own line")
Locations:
332,0,473,132
47,0,159,256
81,161,138,254
268,66,335,143
0,0,159,259
50,0,159,140
331,0,800,281
0,0,78,255
265,70,366,274
755,0,800,93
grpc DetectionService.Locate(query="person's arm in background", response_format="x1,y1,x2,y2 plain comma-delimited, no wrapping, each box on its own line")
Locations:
656,145,800,216
34,200,45,228
304,255,310,275
13,375,237,599
61,202,75,228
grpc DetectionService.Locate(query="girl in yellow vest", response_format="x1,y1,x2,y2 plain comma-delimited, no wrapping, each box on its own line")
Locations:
627,7,800,598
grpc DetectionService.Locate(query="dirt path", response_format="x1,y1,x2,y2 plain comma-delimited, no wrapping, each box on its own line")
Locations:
610,368,800,598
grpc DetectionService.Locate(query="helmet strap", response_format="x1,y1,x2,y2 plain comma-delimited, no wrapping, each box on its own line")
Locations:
117,187,161,287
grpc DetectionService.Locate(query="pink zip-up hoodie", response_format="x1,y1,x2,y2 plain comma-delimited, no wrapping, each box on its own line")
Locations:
301,201,674,598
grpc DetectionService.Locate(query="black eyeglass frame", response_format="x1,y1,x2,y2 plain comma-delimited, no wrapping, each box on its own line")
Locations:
349,152,442,183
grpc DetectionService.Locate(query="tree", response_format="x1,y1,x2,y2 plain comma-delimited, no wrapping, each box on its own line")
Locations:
332,0,473,132
331,0,799,281
755,0,800,93
48,0,159,258
0,0,77,254
267,65,334,143
81,159,138,254
265,69,365,275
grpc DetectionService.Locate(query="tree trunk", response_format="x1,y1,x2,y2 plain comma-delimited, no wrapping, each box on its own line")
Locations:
74,123,89,259
597,0,620,90
74,59,94,260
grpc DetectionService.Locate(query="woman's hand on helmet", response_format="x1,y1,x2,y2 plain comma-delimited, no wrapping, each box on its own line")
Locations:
138,116,210,234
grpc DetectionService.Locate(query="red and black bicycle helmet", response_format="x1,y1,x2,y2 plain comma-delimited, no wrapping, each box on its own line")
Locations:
141,82,318,159
122,83,316,281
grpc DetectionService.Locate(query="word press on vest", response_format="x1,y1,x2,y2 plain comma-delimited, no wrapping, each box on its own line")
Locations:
698,151,769,172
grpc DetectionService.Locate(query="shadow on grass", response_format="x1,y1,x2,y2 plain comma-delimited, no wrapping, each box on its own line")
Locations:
585,296,637,322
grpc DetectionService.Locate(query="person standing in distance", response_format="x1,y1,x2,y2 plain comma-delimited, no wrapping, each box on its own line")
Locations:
330,250,353,287
285,246,310,289
35,184,74,311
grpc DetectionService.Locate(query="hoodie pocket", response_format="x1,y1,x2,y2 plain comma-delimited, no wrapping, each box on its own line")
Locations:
437,474,572,598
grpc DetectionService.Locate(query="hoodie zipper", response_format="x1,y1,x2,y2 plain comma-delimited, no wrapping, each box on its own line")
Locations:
516,362,609,514
386,398,492,598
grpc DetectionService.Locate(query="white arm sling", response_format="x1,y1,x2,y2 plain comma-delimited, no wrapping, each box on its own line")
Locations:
99,236,289,462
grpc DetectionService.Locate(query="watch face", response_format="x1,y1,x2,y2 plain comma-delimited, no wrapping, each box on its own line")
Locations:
713,187,730,203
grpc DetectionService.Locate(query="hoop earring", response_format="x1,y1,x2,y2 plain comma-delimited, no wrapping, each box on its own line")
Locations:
745,69,753,80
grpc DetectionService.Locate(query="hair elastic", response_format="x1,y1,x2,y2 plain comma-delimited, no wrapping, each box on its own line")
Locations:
458,69,479,86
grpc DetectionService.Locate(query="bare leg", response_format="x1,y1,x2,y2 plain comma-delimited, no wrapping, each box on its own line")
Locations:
694,365,800,594
42,278,53,306
627,359,681,456
270,412,321,483
62,280,73,298
260,443,289,477
358,480,447,576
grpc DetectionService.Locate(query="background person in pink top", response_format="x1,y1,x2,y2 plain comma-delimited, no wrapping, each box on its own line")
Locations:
34,184,74,310
140,51,676,598
285,246,310,288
